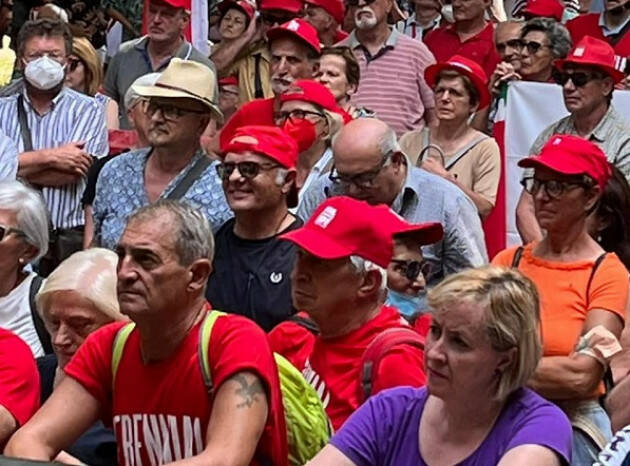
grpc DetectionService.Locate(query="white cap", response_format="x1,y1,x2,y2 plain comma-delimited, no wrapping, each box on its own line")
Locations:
123,72,161,110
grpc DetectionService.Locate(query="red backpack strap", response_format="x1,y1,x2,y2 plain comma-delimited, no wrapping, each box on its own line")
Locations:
359,328,425,401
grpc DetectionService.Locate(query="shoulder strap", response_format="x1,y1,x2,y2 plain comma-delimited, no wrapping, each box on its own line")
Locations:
198,310,228,393
29,275,53,355
111,323,136,387
166,155,212,201
253,53,264,99
17,94,33,152
289,314,320,335
586,252,607,303
444,135,489,171
360,328,425,401
511,246,525,268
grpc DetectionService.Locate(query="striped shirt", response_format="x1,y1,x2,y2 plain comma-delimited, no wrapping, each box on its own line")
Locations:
338,28,436,137
0,88,108,229
0,129,18,180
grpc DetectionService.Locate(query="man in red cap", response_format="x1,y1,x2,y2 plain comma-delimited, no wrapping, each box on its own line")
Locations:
522,0,565,21
566,0,630,58
516,35,630,243
207,125,303,332
303,0,348,45
104,0,216,129
269,195,428,431
218,75,241,123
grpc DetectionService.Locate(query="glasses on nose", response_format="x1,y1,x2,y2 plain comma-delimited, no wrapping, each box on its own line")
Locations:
145,101,207,121
391,259,432,281
0,224,26,242
273,109,325,124
345,0,377,7
328,152,391,188
551,69,601,87
496,39,523,54
216,161,280,180
520,176,591,199
519,40,549,54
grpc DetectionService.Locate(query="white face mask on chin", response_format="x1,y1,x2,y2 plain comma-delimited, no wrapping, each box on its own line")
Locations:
24,56,66,91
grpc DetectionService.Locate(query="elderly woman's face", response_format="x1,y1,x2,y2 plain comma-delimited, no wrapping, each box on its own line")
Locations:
43,290,113,369
0,209,36,276
425,300,512,401
219,8,248,40
519,30,554,81
434,75,475,123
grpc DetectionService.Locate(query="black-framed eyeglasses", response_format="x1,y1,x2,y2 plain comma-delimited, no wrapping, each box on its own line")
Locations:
0,224,26,242
328,152,392,189
345,0,377,6
520,176,592,199
273,109,325,125
145,101,208,121
216,161,280,180
551,69,603,87
391,259,432,281
496,39,523,54
519,40,550,54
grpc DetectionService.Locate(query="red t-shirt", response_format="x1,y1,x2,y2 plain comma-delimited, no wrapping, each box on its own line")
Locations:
219,97,277,149
566,14,630,58
424,22,501,78
0,328,40,448
270,306,426,431
65,314,288,466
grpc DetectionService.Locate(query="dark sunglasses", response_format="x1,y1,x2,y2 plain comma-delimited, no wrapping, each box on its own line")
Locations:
216,161,280,180
261,12,296,24
391,259,432,281
520,176,592,200
145,101,207,121
496,39,523,54
551,69,602,87
67,57,82,72
345,0,377,6
0,224,26,242
519,40,550,54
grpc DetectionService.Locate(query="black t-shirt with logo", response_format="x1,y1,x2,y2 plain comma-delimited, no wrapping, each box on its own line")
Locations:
206,217,302,332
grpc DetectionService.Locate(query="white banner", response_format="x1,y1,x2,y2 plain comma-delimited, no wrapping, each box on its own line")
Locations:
503,81,630,246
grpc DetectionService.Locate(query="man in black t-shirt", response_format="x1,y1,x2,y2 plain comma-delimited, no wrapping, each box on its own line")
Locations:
207,125,302,331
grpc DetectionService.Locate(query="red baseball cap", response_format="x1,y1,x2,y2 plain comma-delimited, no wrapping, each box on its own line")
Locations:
424,55,491,110
155,0,192,10
304,0,345,24
219,76,239,87
260,0,303,14
218,0,256,21
557,36,625,83
518,134,612,189
522,0,564,21
280,196,443,267
267,18,322,54
280,80,351,121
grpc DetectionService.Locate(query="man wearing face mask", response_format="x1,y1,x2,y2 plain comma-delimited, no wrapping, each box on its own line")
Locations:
207,125,302,332
0,18,108,274
337,0,437,136
566,0,630,57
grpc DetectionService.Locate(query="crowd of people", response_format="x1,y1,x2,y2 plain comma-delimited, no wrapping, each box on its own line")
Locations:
1,0,630,464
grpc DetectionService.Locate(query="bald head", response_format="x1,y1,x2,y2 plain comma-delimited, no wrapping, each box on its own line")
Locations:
333,118,394,168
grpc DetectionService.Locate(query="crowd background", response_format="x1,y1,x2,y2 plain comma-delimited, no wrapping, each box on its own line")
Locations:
1,0,630,464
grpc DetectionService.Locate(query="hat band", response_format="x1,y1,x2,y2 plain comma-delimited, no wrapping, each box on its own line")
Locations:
154,82,214,106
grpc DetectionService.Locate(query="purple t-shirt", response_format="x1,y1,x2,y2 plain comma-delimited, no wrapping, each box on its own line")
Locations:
331,386,572,466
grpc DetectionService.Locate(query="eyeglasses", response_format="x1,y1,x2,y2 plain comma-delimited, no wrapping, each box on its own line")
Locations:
145,101,207,121
519,40,550,54
551,69,602,87
391,259,432,281
0,224,26,242
496,39,523,54
521,177,592,199
260,12,297,24
216,161,280,180
345,0,377,6
273,109,325,124
328,152,392,189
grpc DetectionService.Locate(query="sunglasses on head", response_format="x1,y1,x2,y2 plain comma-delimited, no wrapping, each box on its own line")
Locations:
391,259,432,281
552,69,603,87
216,161,280,180
0,224,26,242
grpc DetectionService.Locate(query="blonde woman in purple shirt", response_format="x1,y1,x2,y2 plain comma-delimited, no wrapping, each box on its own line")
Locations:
309,266,573,466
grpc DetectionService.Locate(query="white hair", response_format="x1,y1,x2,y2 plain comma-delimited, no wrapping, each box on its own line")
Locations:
349,255,388,294
378,126,401,159
0,180,49,262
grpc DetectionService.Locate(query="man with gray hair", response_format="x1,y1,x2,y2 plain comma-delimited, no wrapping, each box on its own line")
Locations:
298,118,488,287
6,199,289,466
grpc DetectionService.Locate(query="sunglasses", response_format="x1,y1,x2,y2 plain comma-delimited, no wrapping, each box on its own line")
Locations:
145,101,207,121
391,259,432,281
273,109,325,124
551,69,602,87
496,39,523,54
67,57,82,72
519,40,550,54
345,0,377,6
261,12,297,24
520,177,592,200
216,161,280,180
0,224,26,242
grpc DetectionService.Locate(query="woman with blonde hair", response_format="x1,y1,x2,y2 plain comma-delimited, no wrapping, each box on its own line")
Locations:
309,266,572,466
65,37,119,130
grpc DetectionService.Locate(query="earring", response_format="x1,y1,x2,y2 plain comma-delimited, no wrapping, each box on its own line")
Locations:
18,258,25,265
597,235,602,243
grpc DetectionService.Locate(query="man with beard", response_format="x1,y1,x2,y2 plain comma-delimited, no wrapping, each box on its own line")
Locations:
92,58,232,250
566,0,630,57
0,18,108,272
337,0,437,136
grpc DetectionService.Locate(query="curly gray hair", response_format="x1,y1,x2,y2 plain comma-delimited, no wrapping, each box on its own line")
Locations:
521,17,572,59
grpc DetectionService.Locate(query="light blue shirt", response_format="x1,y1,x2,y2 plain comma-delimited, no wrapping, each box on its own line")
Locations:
0,129,18,180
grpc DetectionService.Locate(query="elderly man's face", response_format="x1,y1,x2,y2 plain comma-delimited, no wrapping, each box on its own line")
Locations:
147,0,189,43
519,30,553,80
145,97,210,148
270,37,318,95
43,290,113,369
452,0,489,23
353,0,391,30
495,22,523,68
304,3,334,34
561,64,614,116
21,34,67,66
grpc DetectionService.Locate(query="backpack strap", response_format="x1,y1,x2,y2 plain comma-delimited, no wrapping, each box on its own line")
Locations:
198,310,227,394
29,275,53,355
359,328,425,401
111,323,136,387
511,246,525,268
288,314,320,335
17,94,33,152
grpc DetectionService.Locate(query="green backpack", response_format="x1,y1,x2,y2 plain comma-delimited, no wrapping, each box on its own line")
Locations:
112,310,332,466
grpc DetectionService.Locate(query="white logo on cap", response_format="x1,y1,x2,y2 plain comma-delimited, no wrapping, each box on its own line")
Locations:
315,206,337,228
552,137,562,145
287,19,300,31
574,47,585,57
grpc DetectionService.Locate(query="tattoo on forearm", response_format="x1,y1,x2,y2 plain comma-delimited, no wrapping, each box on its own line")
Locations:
233,374,265,409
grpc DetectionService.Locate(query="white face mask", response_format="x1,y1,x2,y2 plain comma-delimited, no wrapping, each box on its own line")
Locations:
24,55,66,91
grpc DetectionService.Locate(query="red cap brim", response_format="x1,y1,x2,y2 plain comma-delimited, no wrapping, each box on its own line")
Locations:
425,62,491,110
518,154,586,176
280,226,353,259
394,222,444,246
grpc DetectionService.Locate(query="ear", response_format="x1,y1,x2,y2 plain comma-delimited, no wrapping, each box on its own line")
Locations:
584,185,602,212
357,268,383,298
20,243,39,264
496,347,517,375
281,169,297,194
311,59,320,75
602,77,614,99
187,258,212,293
391,151,407,170
347,82,358,97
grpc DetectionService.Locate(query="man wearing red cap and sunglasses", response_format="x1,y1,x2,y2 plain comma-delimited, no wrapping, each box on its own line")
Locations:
207,125,303,332
269,196,430,431
516,36,630,244
104,0,215,129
